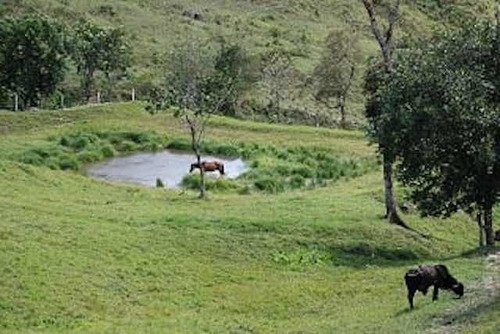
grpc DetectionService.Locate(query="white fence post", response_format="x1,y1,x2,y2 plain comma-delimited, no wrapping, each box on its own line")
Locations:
60,93,65,109
97,91,101,104
132,88,136,101
14,93,18,112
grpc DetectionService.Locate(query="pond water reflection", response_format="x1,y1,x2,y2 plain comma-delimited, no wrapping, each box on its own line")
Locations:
86,149,247,188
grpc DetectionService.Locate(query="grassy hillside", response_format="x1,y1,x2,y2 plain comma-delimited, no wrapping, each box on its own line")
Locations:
1,0,497,121
0,103,498,333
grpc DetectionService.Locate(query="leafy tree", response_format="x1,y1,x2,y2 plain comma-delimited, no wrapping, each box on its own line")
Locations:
313,27,362,128
71,20,131,102
0,15,68,109
146,41,231,198
377,22,500,246
260,49,294,122
362,0,409,229
212,42,255,117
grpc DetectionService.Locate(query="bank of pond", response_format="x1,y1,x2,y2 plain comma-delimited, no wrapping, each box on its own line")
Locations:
16,130,378,193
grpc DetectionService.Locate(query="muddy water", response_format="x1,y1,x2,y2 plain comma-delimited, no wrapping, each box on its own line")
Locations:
86,149,248,188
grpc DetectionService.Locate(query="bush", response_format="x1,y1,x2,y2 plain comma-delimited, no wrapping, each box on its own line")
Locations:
166,139,191,151
289,175,305,189
58,155,81,170
181,173,240,192
115,140,138,152
77,150,104,163
101,144,116,158
254,177,285,193
156,178,164,188
292,165,313,178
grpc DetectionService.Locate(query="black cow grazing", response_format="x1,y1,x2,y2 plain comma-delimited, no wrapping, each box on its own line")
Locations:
404,264,464,309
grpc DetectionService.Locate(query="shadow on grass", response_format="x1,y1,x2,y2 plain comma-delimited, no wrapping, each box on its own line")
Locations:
328,244,420,268
441,246,500,262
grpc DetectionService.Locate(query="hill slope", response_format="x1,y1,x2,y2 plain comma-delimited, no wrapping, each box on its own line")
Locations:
1,0,497,120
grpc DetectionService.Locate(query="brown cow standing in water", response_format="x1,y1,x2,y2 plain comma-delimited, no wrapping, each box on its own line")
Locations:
404,264,464,309
189,161,225,176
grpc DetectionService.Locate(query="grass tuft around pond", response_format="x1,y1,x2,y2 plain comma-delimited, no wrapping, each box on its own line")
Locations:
10,125,378,193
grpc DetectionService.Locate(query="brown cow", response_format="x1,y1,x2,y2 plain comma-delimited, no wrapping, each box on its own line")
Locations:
404,264,464,309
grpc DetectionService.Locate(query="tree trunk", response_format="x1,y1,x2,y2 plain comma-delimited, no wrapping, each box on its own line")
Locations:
383,153,408,228
338,95,347,129
362,0,407,229
189,121,206,199
196,149,206,199
83,68,95,103
105,72,112,103
484,204,495,246
477,212,485,248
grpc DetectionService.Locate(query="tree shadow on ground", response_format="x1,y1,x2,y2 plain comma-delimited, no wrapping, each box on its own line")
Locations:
441,246,500,262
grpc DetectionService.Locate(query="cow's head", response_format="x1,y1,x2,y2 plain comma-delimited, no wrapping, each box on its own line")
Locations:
451,283,464,298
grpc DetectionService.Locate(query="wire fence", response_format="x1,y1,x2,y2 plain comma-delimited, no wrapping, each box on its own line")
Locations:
0,88,139,112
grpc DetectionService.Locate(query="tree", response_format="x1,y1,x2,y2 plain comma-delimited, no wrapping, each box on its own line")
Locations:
146,41,231,198
361,0,409,229
260,49,293,122
313,27,362,128
212,41,255,117
72,20,131,102
0,15,68,109
376,22,500,246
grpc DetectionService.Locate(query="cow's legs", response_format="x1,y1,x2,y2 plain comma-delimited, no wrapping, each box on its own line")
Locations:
408,288,416,309
432,285,439,301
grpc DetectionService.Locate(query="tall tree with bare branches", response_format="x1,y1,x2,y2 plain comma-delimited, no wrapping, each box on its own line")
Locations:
361,0,408,228
147,41,231,198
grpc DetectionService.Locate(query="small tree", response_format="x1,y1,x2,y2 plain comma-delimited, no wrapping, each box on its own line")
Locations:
0,15,68,109
313,27,362,128
377,22,500,246
72,20,131,102
212,42,255,117
147,41,230,198
260,49,293,122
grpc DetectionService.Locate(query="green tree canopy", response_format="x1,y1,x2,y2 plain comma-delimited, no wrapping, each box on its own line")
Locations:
71,20,131,101
377,22,500,245
313,27,362,128
212,41,255,117
0,15,68,109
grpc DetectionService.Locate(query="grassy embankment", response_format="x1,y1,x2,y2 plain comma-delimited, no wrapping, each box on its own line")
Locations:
0,103,498,333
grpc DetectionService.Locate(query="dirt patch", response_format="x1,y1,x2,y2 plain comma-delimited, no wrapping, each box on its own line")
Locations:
429,250,500,333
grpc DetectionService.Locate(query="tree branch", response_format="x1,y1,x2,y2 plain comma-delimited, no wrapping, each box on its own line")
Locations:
362,0,400,73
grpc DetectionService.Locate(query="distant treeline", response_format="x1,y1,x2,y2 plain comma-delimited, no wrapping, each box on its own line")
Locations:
0,15,131,110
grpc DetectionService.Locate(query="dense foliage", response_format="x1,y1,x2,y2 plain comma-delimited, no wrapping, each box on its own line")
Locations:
376,22,500,245
72,20,131,102
0,15,68,109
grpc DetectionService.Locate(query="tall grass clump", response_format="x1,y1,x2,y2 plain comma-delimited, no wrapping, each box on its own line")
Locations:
16,134,377,193
181,173,241,192
17,130,168,171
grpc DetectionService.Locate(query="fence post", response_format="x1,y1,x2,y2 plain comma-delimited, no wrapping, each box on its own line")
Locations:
132,88,136,101
14,93,18,112
97,91,101,104
60,93,65,109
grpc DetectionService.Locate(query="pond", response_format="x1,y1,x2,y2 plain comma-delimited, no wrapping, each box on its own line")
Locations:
86,149,248,188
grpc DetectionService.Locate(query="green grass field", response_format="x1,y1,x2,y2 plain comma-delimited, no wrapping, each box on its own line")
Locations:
0,103,498,333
